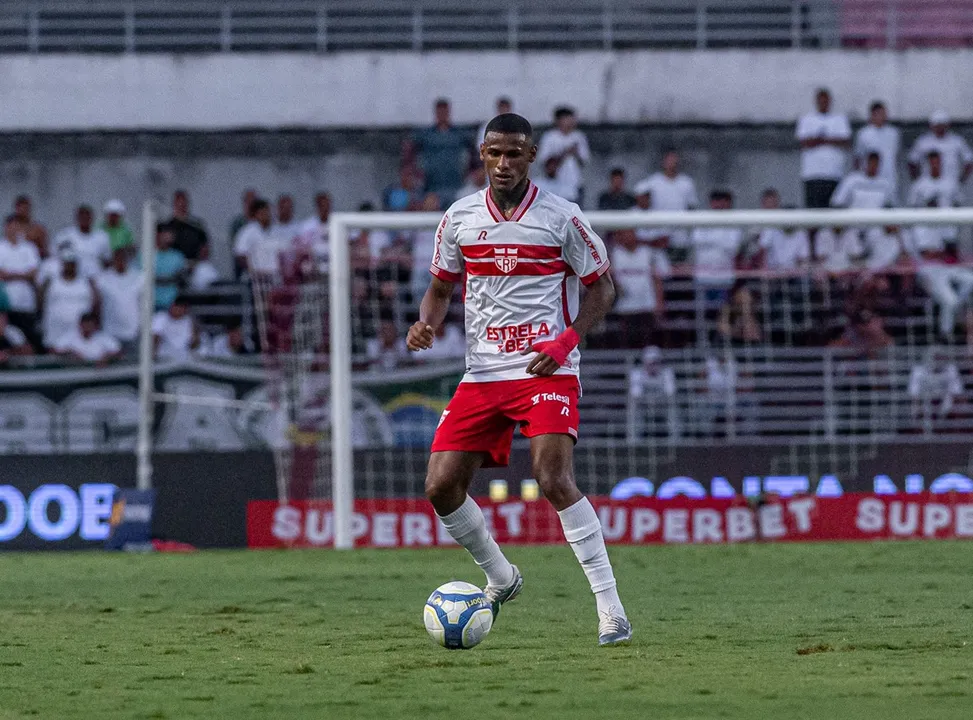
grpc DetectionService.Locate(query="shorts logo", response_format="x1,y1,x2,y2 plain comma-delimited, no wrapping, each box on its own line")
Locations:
531,392,570,406
494,247,518,274
437,410,450,427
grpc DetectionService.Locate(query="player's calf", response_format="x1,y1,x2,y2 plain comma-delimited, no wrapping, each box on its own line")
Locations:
425,451,516,594
531,437,630,643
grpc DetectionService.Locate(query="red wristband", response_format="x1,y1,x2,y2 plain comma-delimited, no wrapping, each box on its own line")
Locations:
529,327,580,367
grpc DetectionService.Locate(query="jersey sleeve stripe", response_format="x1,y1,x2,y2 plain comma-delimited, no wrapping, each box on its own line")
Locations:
430,265,461,282
466,260,570,277
580,261,611,286
460,244,561,260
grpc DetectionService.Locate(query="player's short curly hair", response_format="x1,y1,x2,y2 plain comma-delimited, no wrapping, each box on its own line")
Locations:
484,113,533,140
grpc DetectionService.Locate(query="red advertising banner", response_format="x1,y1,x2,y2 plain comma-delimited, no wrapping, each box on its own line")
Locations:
247,493,973,549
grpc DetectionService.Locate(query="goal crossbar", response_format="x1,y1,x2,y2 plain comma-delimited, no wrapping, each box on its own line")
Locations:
326,206,973,549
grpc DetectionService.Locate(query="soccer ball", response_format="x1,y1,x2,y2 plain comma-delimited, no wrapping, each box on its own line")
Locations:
423,581,494,650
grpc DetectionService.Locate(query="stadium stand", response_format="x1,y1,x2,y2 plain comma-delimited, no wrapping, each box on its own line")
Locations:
0,0,970,452
0,0,840,53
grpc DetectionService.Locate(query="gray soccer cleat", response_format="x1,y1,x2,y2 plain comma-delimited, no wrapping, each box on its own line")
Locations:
483,565,523,619
598,607,633,646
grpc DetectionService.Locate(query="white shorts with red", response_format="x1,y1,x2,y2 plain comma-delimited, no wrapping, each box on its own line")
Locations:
431,376,580,468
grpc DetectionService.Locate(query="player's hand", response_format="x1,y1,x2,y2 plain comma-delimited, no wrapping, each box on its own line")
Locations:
520,328,581,376
407,322,435,351
521,344,560,377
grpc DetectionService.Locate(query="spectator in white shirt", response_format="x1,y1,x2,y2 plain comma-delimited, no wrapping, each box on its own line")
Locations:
0,214,41,347
815,226,865,272
700,352,741,435
909,151,962,209
757,223,810,272
831,152,896,209
52,205,111,278
637,150,700,250
366,320,406,372
456,162,488,199
54,312,121,365
831,152,896,268
904,198,973,339
188,243,221,291
690,191,745,291
229,189,258,279
476,97,512,148
861,225,905,271
908,111,973,185
796,88,852,208
854,101,901,201
909,347,964,422
95,248,143,354
533,157,573,200
739,188,778,267
609,228,669,348
350,201,394,267
272,194,303,246
537,106,590,205
233,198,277,276
201,322,246,359
0,310,33,363
627,345,679,442
40,246,98,351
908,150,963,259
295,192,332,275
152,296,198,361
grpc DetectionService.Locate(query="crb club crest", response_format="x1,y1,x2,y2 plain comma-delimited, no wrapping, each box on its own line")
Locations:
494,247,519,273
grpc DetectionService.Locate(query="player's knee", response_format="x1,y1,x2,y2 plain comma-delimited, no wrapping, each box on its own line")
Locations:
425,469,465,513
424,471,451,505
532,449,580,508
536,471,579,508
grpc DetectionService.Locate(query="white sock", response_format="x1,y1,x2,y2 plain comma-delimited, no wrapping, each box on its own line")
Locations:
438,496,514,589
558,497,626,618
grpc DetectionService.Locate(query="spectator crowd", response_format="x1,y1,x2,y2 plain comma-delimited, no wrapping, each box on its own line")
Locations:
3,90,973,373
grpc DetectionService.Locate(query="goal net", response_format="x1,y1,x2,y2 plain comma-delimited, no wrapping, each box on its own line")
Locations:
258,206,973,548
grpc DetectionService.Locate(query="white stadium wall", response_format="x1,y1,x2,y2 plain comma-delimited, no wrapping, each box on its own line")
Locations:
0,49,972,130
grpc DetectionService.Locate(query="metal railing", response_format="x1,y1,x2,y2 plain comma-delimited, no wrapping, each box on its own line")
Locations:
0,1,840,53
841,1,973,49
582,345,973,444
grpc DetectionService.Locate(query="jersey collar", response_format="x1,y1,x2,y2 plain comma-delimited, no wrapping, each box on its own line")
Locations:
485,181,538,223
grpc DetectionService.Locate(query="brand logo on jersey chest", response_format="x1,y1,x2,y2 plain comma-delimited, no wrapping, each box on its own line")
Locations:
494,247,519,273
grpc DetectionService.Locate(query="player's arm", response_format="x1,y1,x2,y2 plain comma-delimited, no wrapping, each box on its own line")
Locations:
523,210,614,376
523,272,615,376
408,276,454,351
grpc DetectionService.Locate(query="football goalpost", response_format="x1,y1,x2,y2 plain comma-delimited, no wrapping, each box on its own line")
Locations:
133,203,973,549
323,206,973,549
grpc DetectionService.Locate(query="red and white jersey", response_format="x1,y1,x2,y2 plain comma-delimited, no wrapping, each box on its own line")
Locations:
430,181,610,382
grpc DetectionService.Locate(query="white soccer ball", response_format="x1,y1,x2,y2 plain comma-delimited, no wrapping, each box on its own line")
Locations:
423,581,494,650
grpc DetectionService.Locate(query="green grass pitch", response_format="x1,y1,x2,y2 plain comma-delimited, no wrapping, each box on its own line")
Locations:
0,542,970,719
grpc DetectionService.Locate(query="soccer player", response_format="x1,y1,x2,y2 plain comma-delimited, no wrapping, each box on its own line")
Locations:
406,113,631,645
